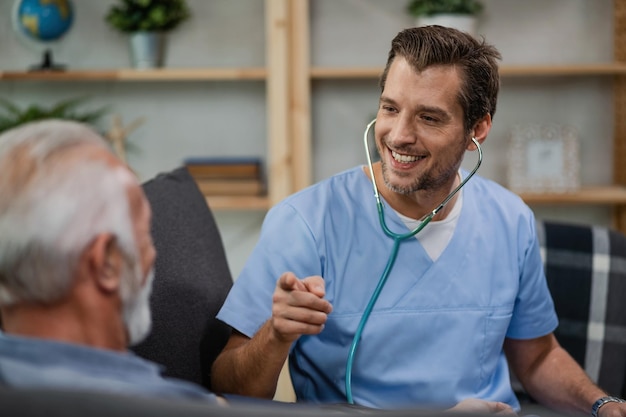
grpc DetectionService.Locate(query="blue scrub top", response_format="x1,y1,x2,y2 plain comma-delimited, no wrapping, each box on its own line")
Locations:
217,167,557,410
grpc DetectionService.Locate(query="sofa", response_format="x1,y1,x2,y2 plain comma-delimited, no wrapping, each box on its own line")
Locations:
530,220,626,399
3,166,623,416
133,167,626,410
131,166,233,391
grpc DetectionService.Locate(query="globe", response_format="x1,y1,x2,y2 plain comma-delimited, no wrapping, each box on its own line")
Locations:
12,0,74,70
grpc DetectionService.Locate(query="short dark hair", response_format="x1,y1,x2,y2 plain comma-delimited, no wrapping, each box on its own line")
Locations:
379,25,501,133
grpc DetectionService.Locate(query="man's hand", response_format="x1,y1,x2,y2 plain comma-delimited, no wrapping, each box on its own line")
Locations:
270,272,333,343
448,398,517,415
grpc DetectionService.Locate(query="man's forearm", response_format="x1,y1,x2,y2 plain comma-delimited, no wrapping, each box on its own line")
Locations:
211,321,293,398
522,346,606,414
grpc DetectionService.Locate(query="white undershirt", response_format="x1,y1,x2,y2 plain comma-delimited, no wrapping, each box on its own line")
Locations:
394,180,463,262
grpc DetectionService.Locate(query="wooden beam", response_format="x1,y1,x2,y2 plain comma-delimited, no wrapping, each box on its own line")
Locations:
614,0,626,233
266,0,292,206
289,0,312,192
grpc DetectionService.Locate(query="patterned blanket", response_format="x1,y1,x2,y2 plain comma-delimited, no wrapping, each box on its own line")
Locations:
536,220,626,398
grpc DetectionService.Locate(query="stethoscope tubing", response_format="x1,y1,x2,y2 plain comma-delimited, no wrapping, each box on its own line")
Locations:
344,119,483,404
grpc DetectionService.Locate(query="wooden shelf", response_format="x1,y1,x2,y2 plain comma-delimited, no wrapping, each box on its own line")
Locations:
204,187,626,209
517,186,626,205
205,195,270,210
311,67,383,79
310,63,626,79
6,64,621,82
500,63,626,77
0,68,267,81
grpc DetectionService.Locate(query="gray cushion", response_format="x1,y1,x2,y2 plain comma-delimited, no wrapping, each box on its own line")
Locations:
132,166,233,390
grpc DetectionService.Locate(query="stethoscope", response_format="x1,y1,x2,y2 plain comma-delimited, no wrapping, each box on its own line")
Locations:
344,118,483,404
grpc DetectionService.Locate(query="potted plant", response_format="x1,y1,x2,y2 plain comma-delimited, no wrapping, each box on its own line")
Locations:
406,0,483,36
0,97,139,163
0,97,109,134
105,0,191,69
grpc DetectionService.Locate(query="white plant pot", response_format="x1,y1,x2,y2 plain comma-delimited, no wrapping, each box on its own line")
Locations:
415,15,477,37
129,31,166,69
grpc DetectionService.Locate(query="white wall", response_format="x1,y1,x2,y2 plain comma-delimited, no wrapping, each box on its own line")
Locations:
0,0,615,279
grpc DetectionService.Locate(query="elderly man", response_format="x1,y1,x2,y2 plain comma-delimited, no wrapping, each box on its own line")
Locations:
0,119,221,403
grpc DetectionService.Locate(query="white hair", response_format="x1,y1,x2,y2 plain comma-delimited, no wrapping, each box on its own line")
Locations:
0,119,139,307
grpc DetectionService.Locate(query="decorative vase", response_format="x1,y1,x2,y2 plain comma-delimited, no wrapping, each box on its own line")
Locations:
129,31,166,69
415,14,477,37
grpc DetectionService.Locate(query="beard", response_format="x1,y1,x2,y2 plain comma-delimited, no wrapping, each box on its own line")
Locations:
377,136,467,196
380,157,460,195
120,260,154,346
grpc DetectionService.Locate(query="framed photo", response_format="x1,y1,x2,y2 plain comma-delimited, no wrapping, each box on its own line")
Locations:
507,124,580,193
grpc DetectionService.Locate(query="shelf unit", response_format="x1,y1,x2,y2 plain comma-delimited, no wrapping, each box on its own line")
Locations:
0,67,268,210
0,0,293,212
517,186,626,205
283,0,626,234
2,1,625,229
0,68,267,81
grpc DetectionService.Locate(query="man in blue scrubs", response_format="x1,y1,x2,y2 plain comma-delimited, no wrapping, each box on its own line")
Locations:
212,26,626,416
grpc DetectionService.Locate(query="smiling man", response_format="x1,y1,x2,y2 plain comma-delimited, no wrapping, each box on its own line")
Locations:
211,26,626,417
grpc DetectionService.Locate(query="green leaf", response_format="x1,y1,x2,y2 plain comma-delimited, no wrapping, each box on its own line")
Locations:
0,96,109,134
105,0,190,32
407,0,483,17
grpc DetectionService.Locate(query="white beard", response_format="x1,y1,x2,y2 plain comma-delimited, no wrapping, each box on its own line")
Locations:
121,264,154,346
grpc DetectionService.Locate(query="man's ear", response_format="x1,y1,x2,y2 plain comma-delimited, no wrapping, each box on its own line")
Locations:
86,234,122,294
467,114,492,151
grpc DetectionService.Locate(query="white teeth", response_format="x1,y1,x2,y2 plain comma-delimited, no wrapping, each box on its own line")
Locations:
392,151,422,163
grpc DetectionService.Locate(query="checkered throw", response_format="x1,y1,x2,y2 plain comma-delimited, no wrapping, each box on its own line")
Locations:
536,220,626,397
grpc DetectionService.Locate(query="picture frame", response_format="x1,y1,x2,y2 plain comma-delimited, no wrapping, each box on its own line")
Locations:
507,124,580,193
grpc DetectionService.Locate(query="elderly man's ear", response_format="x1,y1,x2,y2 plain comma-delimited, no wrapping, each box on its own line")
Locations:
83,234,123,294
